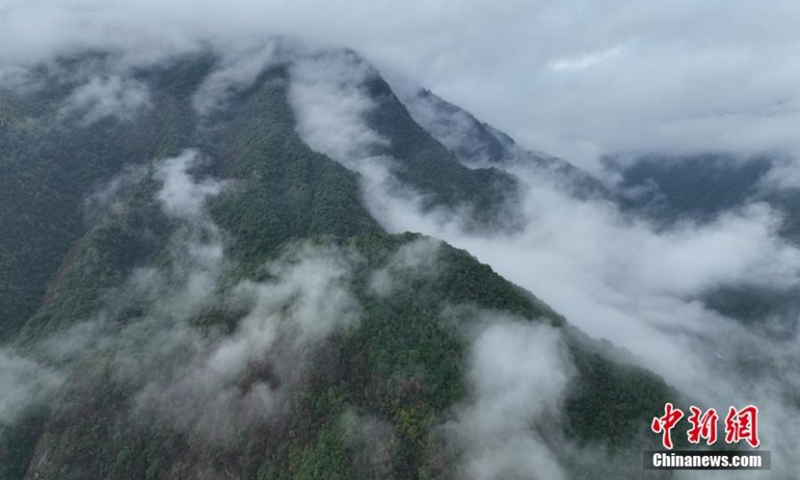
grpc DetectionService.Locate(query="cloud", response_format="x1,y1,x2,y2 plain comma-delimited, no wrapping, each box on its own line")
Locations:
218,241,361,363
289,49,488,240
192,38,282,116
130,240,363,442
83,164,148,223
16,149,365,445
0,65,36,91
149,150,231,322
112,152,361,441
426,162,800,477
1,150,231,440
758,157,800,191
289,49,458,233
369,236,442,297
398,90,501,168
6,0,800,172
339,410,396,477
548,45,625,72
0,350,63,427
290,50,389,164
154,149,227,219
26,150,233,382
443,315,573,480
60,74,151,125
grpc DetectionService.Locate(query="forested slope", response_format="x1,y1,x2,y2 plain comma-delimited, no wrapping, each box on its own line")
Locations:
1,50,674,480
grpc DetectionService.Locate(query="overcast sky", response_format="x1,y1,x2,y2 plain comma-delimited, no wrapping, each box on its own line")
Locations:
3,0,800,172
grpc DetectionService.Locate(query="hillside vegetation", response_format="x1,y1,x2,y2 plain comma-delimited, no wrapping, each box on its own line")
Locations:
1,51,673,479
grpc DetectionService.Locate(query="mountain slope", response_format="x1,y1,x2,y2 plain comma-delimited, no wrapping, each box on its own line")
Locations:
0,61,179,338
606,152,800,335
400,88,617,202
1,48,675,480
608,152,800,241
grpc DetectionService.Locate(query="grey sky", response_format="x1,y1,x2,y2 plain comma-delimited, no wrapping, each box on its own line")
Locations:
3,0,800,173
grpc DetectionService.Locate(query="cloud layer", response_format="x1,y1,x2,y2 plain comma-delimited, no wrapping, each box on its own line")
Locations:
5,0,800,172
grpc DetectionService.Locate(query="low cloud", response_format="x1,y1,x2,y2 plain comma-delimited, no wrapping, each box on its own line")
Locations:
443,315,573,480
399,92,492,166
192,39,282,116
290,50,390,165
5,1,800,173
7,148,365,446
758,157,800,192
129,239,362,442
83,164,148,223
155,149,227,219
0,349,63,427
340,410,396,477
104,152,362,441
369,236,442,297
288,49,476,236
59,74,151,125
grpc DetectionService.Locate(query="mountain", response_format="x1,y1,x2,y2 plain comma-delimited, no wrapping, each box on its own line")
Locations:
0,47,677,479
607,152,800,242
606,152,800,336
400,88,618,202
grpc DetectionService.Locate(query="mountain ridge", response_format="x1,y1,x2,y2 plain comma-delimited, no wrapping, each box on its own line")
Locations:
1,46,675,480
